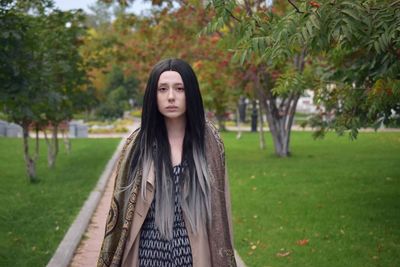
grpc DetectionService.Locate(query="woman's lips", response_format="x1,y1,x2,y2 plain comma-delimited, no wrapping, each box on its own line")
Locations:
166,106,178,110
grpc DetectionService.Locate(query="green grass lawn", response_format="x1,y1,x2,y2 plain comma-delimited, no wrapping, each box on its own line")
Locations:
1,132,399,267
224,131,400,267
0,138,120,266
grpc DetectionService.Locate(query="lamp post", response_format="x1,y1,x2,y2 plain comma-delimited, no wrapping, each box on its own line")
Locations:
251,99,258,132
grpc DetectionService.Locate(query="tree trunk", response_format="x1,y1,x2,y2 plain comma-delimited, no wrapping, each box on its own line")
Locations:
22,123,38,182
252,49,306,157
61,128,71,154
35,126,39,160
255,70,300,157
53,124,59,157
216,113,226,131
258,99,266,150
236,108,242,139
44,124,59,168
44,130,52,168
264,102,298,157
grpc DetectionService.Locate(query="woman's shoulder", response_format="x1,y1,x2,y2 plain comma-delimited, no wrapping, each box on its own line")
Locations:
121,127,140,151
205,120,225,155
127,127,141,142
205,121,225,173
205,120,221,140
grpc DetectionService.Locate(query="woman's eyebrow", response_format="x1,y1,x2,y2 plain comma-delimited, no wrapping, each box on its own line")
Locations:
158,82,184,86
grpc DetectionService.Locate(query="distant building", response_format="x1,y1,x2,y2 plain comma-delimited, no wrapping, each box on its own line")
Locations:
296,90,318,114
0,120,23,137
69,120,88,138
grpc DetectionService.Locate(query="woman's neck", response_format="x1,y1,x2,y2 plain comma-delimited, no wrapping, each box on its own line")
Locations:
164,116,186,166
164,116,186,140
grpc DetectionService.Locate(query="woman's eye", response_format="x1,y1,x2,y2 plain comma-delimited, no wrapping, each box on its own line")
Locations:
176,87,184,92
158,87,167,92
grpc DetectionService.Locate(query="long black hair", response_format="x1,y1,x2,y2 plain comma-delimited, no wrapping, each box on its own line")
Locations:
126,58,211,239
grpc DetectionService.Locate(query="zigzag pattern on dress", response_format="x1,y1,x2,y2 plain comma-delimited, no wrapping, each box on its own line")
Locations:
139,164,193,267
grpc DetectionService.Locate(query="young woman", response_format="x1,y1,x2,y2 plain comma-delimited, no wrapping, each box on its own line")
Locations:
97,58,236,267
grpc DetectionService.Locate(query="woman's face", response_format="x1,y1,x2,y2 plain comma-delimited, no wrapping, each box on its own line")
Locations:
157,71,186,120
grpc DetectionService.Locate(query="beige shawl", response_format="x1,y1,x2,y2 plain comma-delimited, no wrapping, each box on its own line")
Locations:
97,122,236,267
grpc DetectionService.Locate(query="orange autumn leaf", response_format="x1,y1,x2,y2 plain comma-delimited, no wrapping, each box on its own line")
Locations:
310,1,321,8
297,239,309,246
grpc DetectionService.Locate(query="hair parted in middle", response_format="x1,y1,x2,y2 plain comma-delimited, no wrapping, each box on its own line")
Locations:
124,58,212,240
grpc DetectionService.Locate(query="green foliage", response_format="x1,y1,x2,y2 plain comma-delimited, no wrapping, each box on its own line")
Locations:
0,0,93,126
296,1,400,136
205,1,301,66
96,65,139,120
82,0,241,127
273,66,309,97
206,0,400,139
0,0,96,179
97,86,128,119
39,9,92,125
0,4,43,124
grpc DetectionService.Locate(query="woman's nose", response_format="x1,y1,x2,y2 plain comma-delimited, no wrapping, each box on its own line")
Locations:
167,88,175,101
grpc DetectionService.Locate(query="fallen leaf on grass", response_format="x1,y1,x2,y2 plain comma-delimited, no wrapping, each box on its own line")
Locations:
276,251,291,257
296,239,309,246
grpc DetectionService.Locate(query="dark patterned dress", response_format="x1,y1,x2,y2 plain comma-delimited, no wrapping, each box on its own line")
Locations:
139,164,193,267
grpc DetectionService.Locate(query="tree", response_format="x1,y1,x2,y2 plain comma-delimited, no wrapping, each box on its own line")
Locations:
297,0,400,137
86,0,243,127
192,35,244,131
0,0,93,178
80,2,135,119
205,0,400,156
0,0,52,181
39,9,89,167
204,1,313,156
96,65,139,119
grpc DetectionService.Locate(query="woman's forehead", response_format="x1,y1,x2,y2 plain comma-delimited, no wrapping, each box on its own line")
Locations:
158,71,183,85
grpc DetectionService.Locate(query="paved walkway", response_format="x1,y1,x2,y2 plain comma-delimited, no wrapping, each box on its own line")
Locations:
69,168,116,267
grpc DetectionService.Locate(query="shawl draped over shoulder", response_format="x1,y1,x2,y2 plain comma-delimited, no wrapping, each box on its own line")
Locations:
97,121,236,267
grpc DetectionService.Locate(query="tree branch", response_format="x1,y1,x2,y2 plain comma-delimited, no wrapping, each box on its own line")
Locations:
243,0,253,16
288,0,304,14
225,8,241,22
389,0,400,7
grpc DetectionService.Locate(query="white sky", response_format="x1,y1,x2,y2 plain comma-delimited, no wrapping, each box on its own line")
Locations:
52,0,152,15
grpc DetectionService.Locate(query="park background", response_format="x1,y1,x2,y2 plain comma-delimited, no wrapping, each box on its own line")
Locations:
1,0,399,266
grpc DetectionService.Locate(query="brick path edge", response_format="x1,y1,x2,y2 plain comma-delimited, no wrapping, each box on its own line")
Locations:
46,137,126,267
